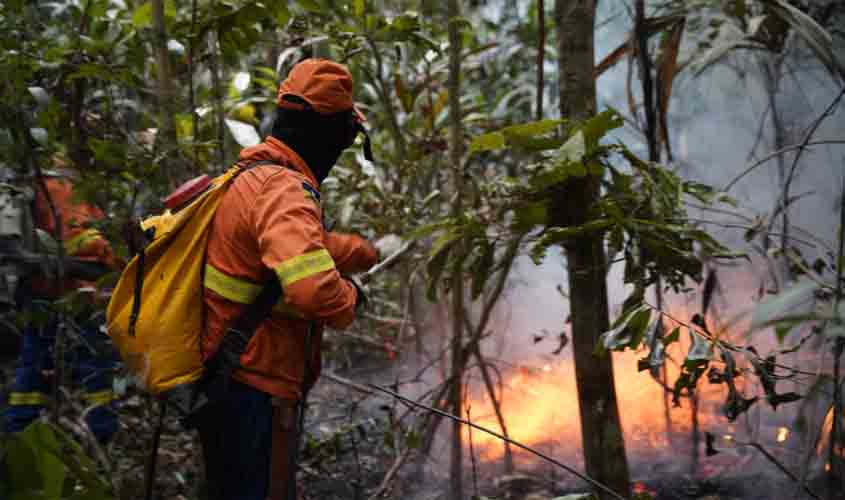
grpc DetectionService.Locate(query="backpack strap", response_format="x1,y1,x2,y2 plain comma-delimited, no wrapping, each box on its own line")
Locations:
128,160,281,339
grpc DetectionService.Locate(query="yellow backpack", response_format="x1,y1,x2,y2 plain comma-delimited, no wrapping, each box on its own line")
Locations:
105,165,246,411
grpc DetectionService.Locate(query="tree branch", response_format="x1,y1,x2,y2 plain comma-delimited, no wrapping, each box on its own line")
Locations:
365,383,630,500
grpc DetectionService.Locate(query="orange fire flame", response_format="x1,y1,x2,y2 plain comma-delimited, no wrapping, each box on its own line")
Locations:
463,352,727,461
462,306,732,462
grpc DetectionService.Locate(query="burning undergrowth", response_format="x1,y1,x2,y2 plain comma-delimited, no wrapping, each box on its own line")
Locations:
427,281,840,499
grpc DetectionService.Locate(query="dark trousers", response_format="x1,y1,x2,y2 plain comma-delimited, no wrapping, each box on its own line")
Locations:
195,379,301,500
196,379,273,500
4,312,117,443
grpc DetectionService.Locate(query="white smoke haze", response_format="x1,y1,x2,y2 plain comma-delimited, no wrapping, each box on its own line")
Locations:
323,2,844,498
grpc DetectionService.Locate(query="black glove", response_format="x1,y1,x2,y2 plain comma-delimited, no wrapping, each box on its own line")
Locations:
345,276,368,313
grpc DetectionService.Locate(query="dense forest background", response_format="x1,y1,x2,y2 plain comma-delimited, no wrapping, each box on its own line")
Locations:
1,0,844,499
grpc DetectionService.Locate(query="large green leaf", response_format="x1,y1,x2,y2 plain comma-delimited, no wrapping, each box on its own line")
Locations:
468,119,563,154
468,131,506,153
4,423,112,500
577,109,624,149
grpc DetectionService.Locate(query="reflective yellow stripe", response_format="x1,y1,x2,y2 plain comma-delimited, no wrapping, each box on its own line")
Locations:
204,264,262,304
84,390,114,407
274,249,335,287
65,228,103,255
9,392,49,406
205,264,301,317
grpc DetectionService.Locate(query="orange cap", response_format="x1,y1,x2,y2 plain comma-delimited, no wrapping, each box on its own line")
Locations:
277,59,366,121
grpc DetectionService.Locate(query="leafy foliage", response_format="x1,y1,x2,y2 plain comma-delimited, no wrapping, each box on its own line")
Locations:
1,422,113,500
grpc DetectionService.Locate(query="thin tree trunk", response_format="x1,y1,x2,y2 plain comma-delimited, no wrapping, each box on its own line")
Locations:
187,0,199,170
208,20,226,170
151,0,180,188
691,391,700,475
553,1,631,499
633,0,673,439
763,60,790,284
447,1,465,498
536,0,546,121
634,0,658,164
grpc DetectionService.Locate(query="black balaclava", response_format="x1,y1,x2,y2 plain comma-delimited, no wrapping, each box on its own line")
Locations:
270,95,358,184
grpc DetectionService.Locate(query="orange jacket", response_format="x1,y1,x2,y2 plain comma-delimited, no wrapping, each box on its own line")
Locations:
32,176,117,296
202,137,377,400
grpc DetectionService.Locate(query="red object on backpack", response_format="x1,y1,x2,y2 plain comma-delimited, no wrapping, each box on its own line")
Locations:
164,175,212,211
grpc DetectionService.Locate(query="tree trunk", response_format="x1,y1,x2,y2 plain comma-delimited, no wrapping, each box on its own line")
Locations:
208,25,226,170
447,1,465,499
553,2,631,499
151,0,180,188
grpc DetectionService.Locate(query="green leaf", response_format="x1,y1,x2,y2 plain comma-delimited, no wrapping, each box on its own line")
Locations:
512,201,548,231
578,109,624,149
7,423,66,499
537,219,613,247
470,241,495,300
768,391,803,408
600,306,651,352
557,130,586,164
686,330,713,361
295,0,323,13
469,119,563,154
469,131,506,153
164,0,177,19
662,326,681,346
391,12,420,32
274,3,291,26
773,319,802,343
131,2,153,29
353,0,365,18
426,238,454,302
501,119,563,140
448,16,472,32
610,304,645,330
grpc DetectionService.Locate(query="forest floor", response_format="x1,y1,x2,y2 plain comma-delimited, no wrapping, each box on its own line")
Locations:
1,343,840,500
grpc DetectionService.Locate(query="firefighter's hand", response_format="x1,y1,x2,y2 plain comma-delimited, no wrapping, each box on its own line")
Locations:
374,234,403,261
345,276,369,313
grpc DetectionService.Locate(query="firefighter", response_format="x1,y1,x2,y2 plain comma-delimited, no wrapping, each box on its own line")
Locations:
196,59,378,500
4,161,119,444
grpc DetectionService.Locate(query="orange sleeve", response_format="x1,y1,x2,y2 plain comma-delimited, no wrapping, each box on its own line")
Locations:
324,232,378,274
251,171,358,329
36,178,117,268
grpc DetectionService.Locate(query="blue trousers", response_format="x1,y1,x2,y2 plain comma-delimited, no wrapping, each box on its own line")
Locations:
196,379,274,500
4,313,118,444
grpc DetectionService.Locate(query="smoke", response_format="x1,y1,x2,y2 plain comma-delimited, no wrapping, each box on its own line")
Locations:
342,2,844,497
444,0,844,488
